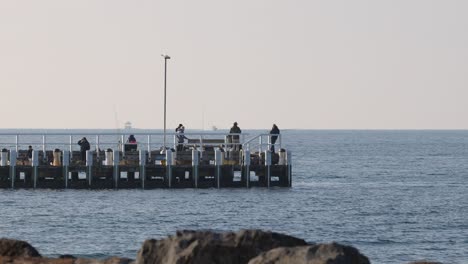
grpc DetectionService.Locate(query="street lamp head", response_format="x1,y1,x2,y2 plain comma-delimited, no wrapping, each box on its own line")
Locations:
161,54,171,59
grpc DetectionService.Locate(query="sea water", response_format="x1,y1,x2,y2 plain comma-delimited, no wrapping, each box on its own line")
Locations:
0,130,467,263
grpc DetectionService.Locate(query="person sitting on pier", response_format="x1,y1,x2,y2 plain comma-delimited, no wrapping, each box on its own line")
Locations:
269,124,280,152
229,122,242,151
175,124,188,151
124,135,138,152
127,135,137,144
77,137,90,163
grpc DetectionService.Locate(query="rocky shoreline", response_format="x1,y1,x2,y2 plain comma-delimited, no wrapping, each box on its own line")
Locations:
0,230,441,264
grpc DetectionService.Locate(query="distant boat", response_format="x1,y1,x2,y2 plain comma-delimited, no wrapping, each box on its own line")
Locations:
212,126,218,131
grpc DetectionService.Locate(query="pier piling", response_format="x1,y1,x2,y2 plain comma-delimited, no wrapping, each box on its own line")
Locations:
265,150,271,188
63,150,69,188
192,149,199,188
9,149,16,189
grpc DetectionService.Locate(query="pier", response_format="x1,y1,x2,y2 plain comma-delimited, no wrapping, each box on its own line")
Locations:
0,132,291,189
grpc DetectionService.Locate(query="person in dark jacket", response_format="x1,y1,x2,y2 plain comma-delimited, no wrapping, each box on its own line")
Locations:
269,124,280,152
127,135,137,144
25,145,33,166
175,124,188,151
77,137,90,163
229,122,242,151
27,145,33,161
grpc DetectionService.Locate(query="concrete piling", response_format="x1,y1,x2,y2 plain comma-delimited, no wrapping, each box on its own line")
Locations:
192,149,199,188
265,150,272,188
9,149,17,189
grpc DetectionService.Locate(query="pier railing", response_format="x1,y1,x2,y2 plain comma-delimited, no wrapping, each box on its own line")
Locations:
243,134,282,153
0,132,281,154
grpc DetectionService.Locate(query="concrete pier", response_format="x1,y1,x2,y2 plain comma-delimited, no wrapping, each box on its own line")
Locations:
0,149,291,189
0,131,291,189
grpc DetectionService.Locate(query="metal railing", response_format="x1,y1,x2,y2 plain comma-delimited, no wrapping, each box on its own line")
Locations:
243,134,282,153
0,132,266,154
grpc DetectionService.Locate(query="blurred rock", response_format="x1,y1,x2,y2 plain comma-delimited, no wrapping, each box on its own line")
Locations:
136,229,308,264
0,256,133,264
248,242,370,264
0,256,71,264
0,238,41,257
407,262,442,264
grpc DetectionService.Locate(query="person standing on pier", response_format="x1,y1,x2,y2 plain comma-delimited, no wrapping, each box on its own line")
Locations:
27,145,33,163
175,124,188,151
229,122,242,151
269,124,280,152
77,137,90,163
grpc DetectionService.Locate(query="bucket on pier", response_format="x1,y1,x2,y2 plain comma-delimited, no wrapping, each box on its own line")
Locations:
105,148,113,166
171,148,176,165
0,149,7,166
278,148,286,165
216,147,225,165
53,149,62,166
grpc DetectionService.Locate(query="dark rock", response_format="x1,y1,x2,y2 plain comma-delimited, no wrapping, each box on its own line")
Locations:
59,255,76,259
0,256,73,264
248,242,370,264
135,229,308,264
73,257,134,264
0,238,41,257
102,257,134,264
407,262,442,264
0,256,133,264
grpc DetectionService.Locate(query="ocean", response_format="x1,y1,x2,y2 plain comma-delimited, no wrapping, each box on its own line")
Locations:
1,130,467,263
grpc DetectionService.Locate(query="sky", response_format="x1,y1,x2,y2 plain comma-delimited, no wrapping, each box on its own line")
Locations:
0,0,467,129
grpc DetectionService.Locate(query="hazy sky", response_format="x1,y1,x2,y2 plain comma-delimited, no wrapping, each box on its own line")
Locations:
1,0,467,129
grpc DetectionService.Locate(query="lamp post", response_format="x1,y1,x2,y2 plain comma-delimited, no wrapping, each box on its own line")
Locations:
162,54,171,152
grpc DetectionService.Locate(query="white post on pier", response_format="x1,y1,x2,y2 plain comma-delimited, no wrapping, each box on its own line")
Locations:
279,134,282,151
166,150,173,188
62,150,70,189
113,150,120,189
9,149,17,189
267,134,271,152
139,150,146,189
42,135,46,162
215,149,222,189
96,135,100,152
265,150,271,188
86,150,93,187
120,135,124,155
0,149,7,167
32,150,39,189
243,149,250,188
69,135,73,156
15,135,19,153
147,135,151,160
192,149,199,188
259,136,263,153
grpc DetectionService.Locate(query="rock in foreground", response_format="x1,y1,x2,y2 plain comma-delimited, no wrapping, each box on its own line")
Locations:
248,242,370,264
408,260,442,264
136,229,309,264
0,256,133,264
0,238,41,258
1,231,444,264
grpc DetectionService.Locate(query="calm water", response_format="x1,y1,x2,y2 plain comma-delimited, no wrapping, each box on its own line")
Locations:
1,130,467,264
